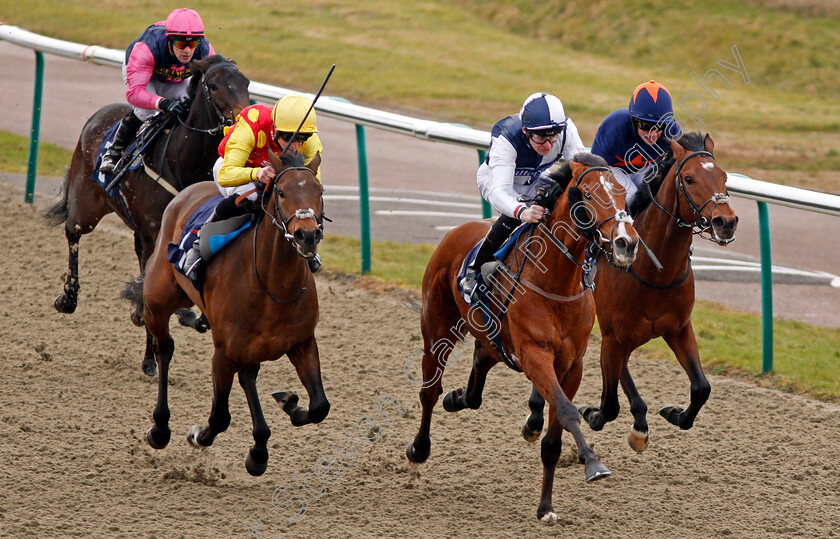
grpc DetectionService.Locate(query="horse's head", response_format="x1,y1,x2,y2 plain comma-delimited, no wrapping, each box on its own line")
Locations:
668,132,738,245
187,55,251,132
546,153,639,267
265,150,325,258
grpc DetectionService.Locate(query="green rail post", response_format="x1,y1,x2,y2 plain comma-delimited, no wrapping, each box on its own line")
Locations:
25,51,45,204
757,201,774,373
477,149,491,218
355,124,371,274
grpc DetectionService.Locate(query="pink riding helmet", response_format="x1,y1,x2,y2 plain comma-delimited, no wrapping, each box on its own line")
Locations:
164,8,205,40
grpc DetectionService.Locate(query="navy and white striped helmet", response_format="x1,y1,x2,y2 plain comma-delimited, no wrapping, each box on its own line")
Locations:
519,92,567,134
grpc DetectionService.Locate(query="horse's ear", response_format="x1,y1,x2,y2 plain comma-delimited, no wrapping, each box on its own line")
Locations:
703,133,715,155
568,160,586,183
307,151,321,177
670,138,688,158
267,149,284,173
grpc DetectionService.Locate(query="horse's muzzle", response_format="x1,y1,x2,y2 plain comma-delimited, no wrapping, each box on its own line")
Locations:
711,215,738,245
293,227,323,257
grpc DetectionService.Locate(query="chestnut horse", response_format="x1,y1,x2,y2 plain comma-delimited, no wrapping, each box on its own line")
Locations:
122,150,328,476
44,55,250,339
521,132,738,453
405,153,641,522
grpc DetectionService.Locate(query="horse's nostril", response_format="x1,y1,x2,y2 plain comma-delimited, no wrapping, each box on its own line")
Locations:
614,237,627,252
294,229,306,243
712,217,725,229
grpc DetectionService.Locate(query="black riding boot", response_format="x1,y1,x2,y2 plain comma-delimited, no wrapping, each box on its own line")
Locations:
99,111,143,175
183,195,251,280
460,214,520,298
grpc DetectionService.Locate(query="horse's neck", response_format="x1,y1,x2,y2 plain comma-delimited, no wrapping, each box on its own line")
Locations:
520,215,587,297
253,210,307,281
635,171,693,277
148,100,220,189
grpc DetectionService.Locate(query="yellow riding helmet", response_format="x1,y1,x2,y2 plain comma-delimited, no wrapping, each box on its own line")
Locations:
272,95,318,134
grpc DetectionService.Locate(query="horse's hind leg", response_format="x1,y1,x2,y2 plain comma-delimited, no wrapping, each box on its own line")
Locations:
273,336,330,427
619,363,650,452
188,349,236,448
521,385,545,443
239,363,271,476
660,322,710,430
54,229,82,314
146,329,174,449
442,340,497,412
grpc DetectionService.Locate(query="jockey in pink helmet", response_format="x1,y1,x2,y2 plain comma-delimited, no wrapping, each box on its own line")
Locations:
99,8,215,174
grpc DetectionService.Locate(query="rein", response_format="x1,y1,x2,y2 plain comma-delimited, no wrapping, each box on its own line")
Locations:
175,61,240,136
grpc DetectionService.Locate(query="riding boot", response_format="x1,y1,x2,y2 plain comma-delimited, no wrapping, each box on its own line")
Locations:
183,195,249,280
99,111,143,175
460,214,520,298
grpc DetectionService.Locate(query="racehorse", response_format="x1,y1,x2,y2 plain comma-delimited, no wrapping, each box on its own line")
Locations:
44,55,250,341
123,149,328,476
405,153,641,522
521,132,738,453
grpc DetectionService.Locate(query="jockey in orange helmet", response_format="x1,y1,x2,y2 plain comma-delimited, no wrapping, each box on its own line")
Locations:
99,8,215,174
591,80,682,206
181,95,324,278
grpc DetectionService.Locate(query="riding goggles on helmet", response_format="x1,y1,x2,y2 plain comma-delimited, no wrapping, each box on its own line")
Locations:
635,118,665,132
171,39,199,50
277,131,312,143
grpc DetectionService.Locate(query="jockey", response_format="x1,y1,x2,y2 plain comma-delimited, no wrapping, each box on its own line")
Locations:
182,94,324,279
99,8,215,174
590,80,682,206
460,92,586,299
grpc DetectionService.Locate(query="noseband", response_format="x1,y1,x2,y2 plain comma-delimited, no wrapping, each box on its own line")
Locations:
651,150,732,242
264,166,326,243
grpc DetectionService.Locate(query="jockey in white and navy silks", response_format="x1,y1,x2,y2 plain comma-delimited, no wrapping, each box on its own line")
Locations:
461,92,586,298
591,80,682,206
99,8,215,175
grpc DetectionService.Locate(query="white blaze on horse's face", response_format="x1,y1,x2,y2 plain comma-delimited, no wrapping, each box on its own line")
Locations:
589,170,639,267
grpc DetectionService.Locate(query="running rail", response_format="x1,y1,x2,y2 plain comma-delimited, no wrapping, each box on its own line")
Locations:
3,25,839,372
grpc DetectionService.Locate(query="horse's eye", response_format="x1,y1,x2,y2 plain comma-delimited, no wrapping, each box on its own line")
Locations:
276,188,285,198
684,175,694,184
208,83,218,92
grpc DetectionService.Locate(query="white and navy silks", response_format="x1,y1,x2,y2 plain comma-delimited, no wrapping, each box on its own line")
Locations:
591,108,682,206
477,114,586,218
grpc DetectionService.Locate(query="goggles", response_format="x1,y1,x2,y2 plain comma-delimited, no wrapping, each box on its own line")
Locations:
635,118,665,132
277,131,313,143
172,40,199,50
527,131,560,145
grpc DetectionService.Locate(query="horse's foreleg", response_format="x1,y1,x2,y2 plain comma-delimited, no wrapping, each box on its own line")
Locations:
276,337,330,427
239,363,271,476
442,340,496,412
619,363,649,452
54,229,81,314
189,349,236,448
579,336,626,431
521,384,545,443
146,330,174,449
660,322,710,430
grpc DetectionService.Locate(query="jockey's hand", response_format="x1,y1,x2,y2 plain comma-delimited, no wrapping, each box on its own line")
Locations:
519,205,546,224
160,98,187,118
256,166,275,183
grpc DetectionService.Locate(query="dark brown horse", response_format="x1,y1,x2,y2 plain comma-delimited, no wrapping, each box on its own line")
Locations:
405,153,640,522
521,132,738,453
123,150,328,476
44,55,250,339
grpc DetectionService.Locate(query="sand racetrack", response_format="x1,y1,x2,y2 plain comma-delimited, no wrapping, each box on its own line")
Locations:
1,185,838,539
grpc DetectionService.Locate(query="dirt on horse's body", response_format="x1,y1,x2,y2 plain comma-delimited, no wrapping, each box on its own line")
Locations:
130,151,328,476
523,133,739,453
405,154,640,522
45,55,250,338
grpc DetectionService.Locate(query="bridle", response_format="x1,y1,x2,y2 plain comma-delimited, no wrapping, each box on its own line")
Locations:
648,150,733,243
176,61,242,135
250,165,328,304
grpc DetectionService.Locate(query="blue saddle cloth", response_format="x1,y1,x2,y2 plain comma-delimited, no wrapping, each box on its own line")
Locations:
457,222,532,304
90,122,144,223
166,195,254,291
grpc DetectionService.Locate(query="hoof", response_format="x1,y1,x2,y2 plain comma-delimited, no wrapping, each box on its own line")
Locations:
442,388,465,412
142,355,157,377
405,440,429,464
146,426,170,449
659,405,684,426
130,304,144,328
245,451,268,476
272,391,299,416
521,416,542,443
578,405,605,431
193,314,210,333
539,511,559,525
627,427,649,453
186,425,205,449
584,461,611,482
54,294,77,314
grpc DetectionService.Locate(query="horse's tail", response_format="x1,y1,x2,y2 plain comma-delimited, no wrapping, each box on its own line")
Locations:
401,292,422,313
120,275,145,315
43,165,71,227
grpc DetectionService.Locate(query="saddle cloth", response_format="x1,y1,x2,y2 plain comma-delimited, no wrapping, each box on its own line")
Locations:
457,222,532,304
166,195,254,290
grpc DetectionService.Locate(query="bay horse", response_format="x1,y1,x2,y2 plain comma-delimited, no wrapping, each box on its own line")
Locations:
123,150,328,476
44,55,250,342
521,132,738,453
405,153,641,523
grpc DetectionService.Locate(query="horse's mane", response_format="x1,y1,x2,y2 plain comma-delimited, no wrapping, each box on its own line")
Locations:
278,150,305,169
627,131,705,217
186,55,238,100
